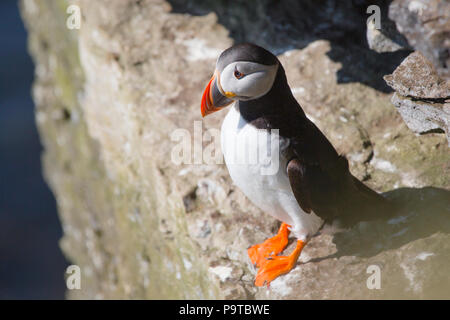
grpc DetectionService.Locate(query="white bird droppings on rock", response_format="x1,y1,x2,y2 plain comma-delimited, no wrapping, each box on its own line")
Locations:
209,266,233,282
416,252,434,261
408,1,426,14
348,152,365,163
291,87,305,95
371,157,397,173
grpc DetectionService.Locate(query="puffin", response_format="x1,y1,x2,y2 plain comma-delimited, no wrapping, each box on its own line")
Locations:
200,43,393,287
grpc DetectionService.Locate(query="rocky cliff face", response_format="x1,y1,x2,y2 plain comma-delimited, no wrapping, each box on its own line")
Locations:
383,0,450,146
20,0,450,299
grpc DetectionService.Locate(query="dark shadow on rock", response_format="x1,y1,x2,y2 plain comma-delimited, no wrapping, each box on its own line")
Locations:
328,187,450,259
168,0,411,92
325,45,412,92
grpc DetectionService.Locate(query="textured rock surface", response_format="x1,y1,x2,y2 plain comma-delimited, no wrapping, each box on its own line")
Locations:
384,51,449,99
390,93,449,144
384,52,450,145
389,0,450,78
385,0,450,145
21,0,450,299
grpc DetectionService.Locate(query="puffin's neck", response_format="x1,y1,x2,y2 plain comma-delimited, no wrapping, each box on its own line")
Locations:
236,66,300,123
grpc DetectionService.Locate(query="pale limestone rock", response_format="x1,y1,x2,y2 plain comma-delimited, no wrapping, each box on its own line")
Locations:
389,0,450,78
384,52,450,145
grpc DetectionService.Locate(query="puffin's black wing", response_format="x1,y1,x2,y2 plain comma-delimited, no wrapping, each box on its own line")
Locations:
286,159,313,214
285,117,391,225
286,155,347,222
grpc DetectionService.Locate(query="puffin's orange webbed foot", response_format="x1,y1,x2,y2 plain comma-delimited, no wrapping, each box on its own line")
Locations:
247,223,290,268
254,240,305,287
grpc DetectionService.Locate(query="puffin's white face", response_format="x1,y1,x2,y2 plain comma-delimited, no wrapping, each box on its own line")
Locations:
218,61,279,101
201,43,280,117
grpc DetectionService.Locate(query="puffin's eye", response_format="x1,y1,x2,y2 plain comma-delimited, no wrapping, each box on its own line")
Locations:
234,70,244,79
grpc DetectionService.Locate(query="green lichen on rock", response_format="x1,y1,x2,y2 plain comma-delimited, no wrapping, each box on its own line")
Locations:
20,0,218,299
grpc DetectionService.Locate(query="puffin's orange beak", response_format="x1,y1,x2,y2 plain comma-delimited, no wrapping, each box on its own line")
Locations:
201,71,233,117
201,75,217,117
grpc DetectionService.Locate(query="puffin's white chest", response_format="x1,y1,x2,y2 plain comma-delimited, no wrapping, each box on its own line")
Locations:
220,106,323,240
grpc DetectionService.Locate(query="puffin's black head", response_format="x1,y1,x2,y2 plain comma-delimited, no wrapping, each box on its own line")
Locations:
201,43,280,117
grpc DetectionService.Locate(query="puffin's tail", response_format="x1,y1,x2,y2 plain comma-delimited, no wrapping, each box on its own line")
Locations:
350,175,397,223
